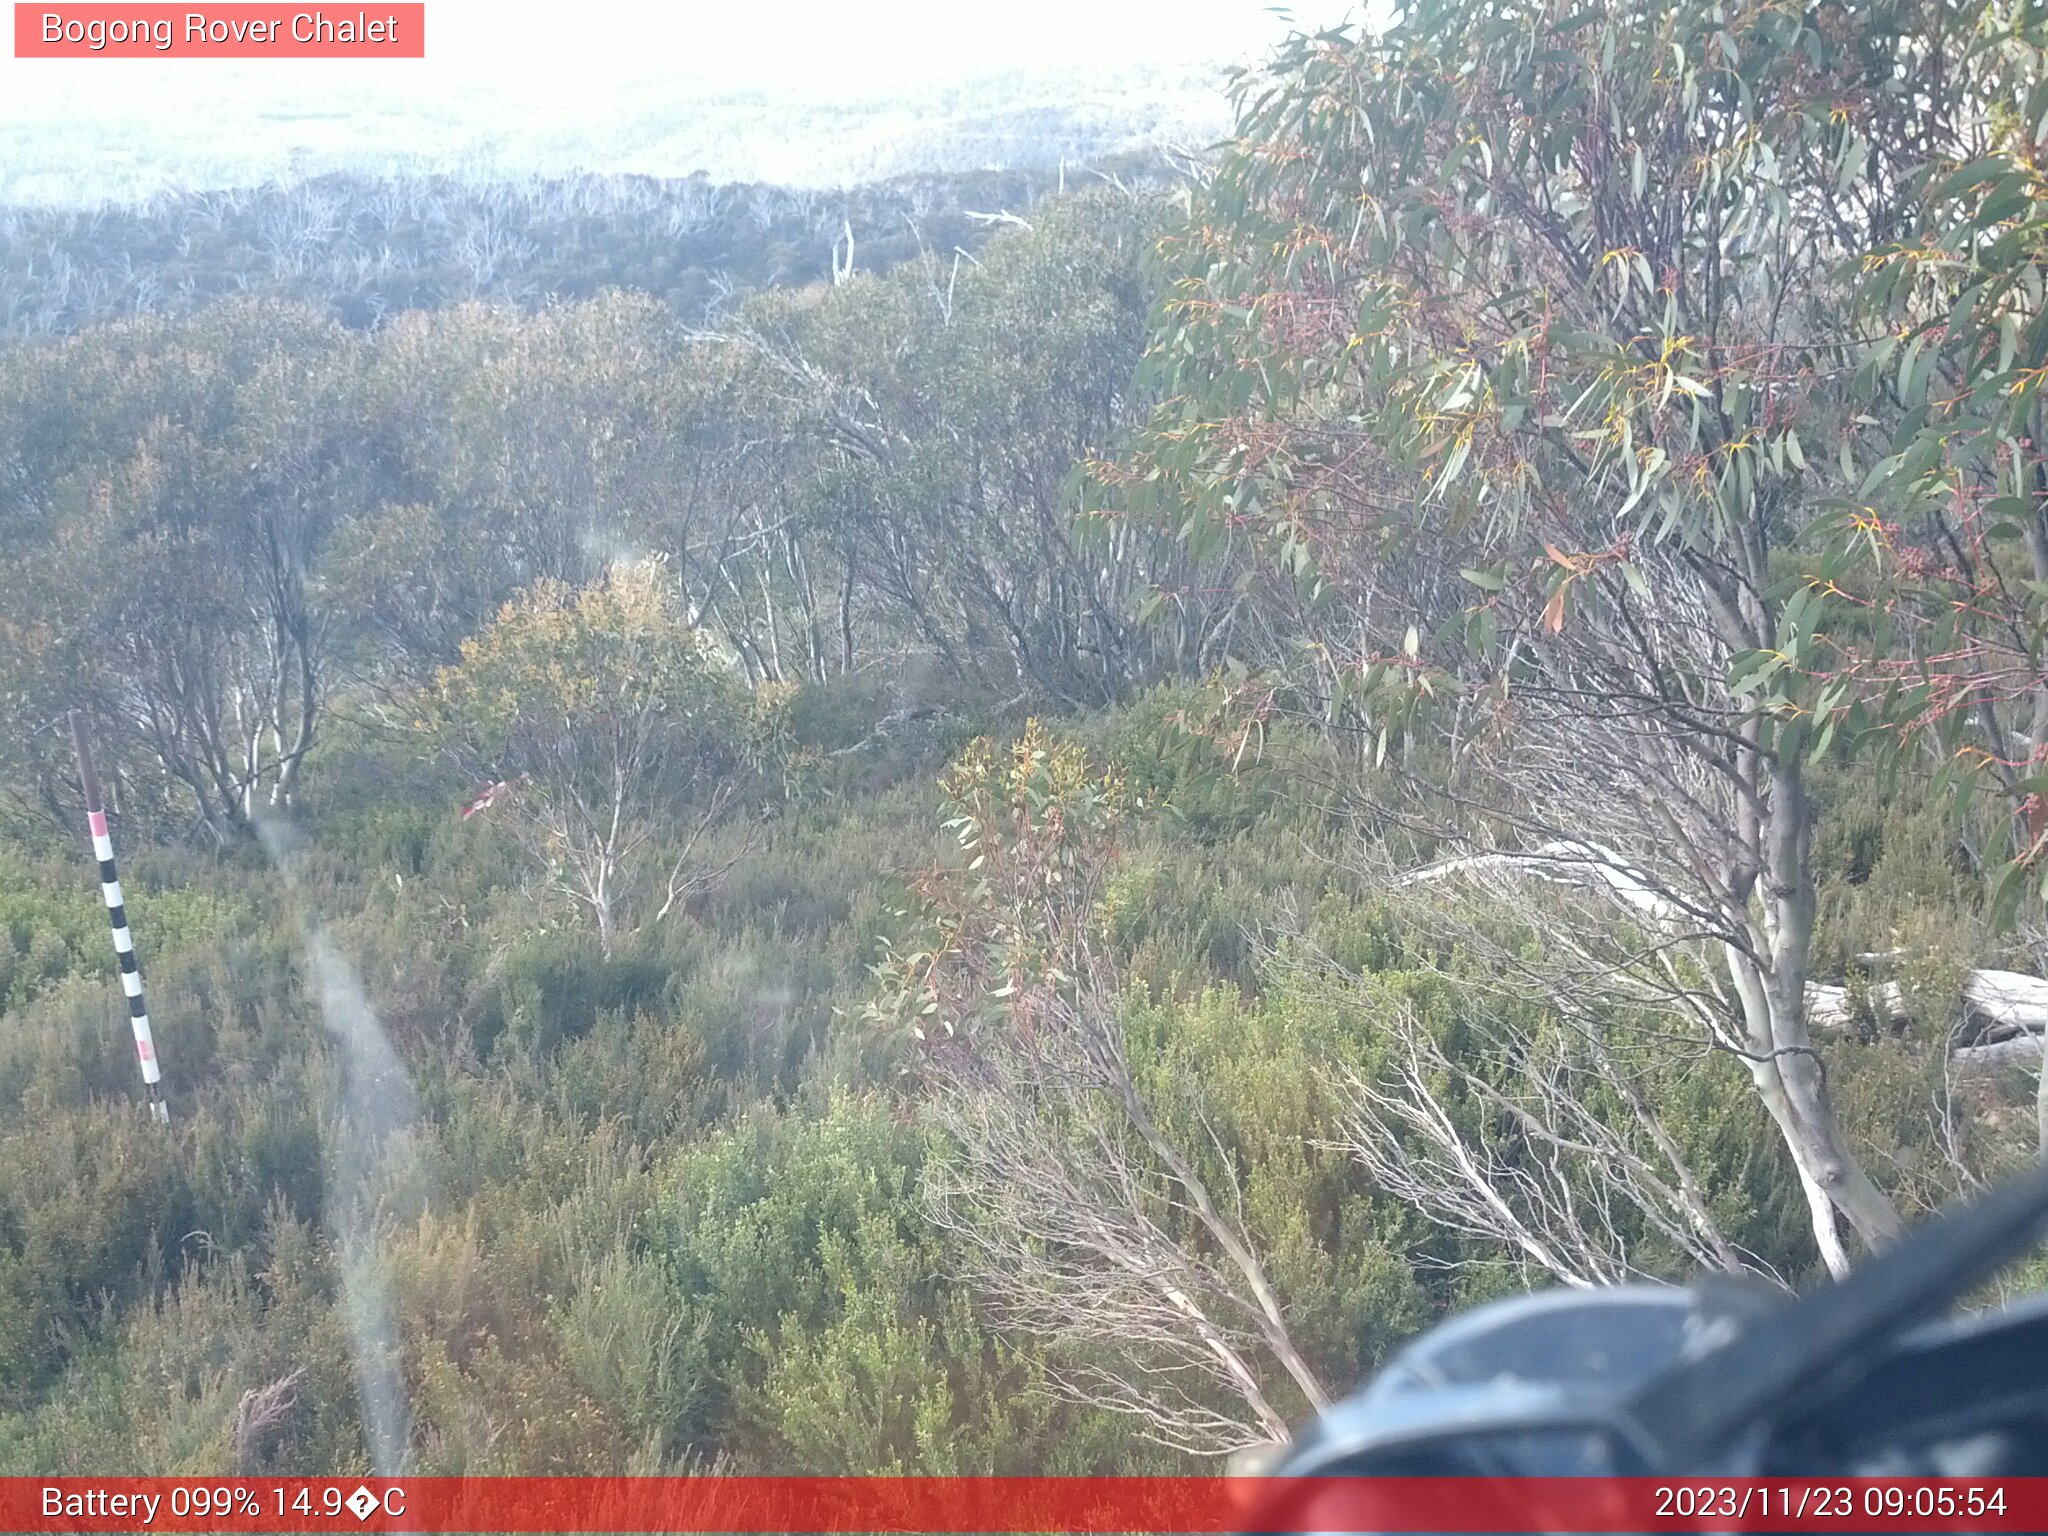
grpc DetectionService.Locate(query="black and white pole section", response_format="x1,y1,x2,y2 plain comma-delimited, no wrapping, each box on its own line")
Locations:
70,713,169,1124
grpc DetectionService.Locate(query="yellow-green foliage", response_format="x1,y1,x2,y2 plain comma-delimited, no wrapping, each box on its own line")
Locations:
435,562,732,759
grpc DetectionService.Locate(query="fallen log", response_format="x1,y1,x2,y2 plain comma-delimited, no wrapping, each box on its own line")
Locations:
1806,967,2048,1080
1961,970,2048,1043
1808,968,2048,1050
1805,981,1907,1036
1953,1032,2044,1077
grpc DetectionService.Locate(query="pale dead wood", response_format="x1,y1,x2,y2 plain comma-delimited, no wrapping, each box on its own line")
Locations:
922,966,1328,1456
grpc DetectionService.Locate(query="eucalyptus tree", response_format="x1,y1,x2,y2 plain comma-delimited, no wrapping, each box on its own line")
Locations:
1829,8,2048,893
0,301,370,834
1796,3,2048,1153
1102,0,2001,1270
430,560,750,954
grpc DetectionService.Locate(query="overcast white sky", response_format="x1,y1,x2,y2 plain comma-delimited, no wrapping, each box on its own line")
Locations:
436,0,1355,89
2,2,1365,111
0,1,1373,200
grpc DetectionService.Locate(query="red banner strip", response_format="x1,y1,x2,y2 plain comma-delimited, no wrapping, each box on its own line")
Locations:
14,5,424,58
4,1476,2043,1533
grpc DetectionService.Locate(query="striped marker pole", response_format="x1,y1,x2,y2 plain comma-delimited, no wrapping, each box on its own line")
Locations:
70,713,169,1124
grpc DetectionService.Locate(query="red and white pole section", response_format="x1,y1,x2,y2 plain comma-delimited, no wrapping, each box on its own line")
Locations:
70,713,168,1124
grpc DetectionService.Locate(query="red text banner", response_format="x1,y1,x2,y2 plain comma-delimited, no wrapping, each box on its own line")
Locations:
3,1476,2044,1533
14,5,424,57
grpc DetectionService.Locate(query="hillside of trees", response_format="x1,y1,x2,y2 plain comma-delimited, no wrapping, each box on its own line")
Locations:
0,159,1182,336
4,0,2048,1478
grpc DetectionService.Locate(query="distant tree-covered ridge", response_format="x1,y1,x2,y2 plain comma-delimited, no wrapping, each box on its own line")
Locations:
0,155,1184,336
